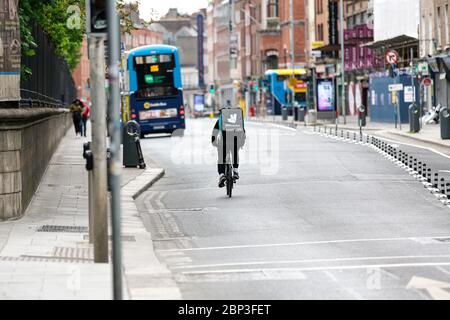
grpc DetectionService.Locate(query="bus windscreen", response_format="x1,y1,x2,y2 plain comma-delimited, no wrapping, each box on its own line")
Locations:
134,54,178,98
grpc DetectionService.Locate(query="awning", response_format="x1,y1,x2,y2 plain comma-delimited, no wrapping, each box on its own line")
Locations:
363,35,418,49
316,44,341,52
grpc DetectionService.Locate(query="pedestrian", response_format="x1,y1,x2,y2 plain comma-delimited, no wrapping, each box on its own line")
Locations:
69,99,83,136
80,101,91,137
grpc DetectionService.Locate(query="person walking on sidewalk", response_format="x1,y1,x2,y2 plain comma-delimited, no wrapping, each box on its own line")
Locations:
69,99,83,136
80,101,91,137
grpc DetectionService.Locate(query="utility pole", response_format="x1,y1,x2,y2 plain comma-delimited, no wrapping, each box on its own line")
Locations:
290,0,295,124
89,34,109,263
229,0,237,107
339,0,346,124
87,0,109,264
107,0,123,300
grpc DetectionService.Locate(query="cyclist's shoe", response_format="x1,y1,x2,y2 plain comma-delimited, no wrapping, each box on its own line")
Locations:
218,174,226,188
233,168,239,180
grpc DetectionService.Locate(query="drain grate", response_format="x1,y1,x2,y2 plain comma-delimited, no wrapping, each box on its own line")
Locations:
37,225,88,233
0,255,93,264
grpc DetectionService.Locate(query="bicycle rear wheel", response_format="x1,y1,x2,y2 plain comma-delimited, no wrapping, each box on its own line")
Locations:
225,164,233,198
227,177,233,197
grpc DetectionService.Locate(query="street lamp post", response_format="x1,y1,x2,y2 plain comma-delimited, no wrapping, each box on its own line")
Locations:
290,0,295,124
340,0,346,124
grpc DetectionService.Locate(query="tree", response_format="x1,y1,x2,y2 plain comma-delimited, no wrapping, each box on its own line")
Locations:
19,0,147,79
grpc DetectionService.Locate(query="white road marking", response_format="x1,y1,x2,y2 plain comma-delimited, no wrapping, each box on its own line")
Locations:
323,271,339,282
171,255,450,270
157,235,450,253
181,262,450,276
248,121,298,132
436,266,450,276
407,276,450,300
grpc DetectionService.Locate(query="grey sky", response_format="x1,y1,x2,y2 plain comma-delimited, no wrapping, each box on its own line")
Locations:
135,0,209,21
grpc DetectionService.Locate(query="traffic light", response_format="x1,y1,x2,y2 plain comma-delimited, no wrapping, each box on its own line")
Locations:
208,84,216,94
88,0,107,34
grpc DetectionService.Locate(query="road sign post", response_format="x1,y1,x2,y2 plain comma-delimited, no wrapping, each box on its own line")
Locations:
386,50,401,130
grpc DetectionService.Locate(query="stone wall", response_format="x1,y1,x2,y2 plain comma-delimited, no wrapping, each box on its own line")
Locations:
0,108,72,220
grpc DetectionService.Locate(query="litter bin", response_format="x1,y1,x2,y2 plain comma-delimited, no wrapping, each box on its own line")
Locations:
306,109,317,125
282,107,288,121
358,105,366,127
409,104,420,133
298,108,306,122
293,106,299,121
123,120,146,168
440,107,450,139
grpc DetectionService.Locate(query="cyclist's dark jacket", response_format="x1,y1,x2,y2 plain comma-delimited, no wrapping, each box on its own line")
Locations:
211,119,246,174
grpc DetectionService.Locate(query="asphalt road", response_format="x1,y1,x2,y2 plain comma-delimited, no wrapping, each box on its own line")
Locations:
136,118,450,300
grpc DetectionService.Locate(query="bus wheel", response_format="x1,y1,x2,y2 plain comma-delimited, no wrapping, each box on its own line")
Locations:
172,129,184,137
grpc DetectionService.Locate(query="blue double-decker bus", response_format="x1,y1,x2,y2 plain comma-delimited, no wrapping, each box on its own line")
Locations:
264,69,308,115
127,45,185,137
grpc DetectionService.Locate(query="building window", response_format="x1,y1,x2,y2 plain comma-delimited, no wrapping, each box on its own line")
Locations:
437,6,442,48
316,0,323,14
445,5,449,45
266,54,278,70
428,14,433,54
267,0,278,18
347,16,354,29
317,23,324,41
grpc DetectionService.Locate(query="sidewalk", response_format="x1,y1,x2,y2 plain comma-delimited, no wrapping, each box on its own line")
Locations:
0,127,180,299
250,115,450,152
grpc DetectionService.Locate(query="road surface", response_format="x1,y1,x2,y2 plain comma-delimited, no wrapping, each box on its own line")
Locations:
136,118,450,300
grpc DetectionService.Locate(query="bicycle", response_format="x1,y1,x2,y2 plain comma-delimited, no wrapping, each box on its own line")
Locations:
224,154,236,198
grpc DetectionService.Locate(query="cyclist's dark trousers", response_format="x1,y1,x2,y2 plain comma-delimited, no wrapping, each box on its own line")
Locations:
217,135,239,175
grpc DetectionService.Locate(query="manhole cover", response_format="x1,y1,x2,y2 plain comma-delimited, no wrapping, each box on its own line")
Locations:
37,225,88,233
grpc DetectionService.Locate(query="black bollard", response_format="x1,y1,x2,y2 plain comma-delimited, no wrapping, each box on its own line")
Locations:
434,173,439,188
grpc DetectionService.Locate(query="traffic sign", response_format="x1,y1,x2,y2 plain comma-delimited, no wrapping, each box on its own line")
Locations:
385,49,399,65
388,83,404,92
422,77,432,87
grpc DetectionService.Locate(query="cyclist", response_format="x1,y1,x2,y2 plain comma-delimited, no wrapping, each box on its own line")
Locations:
211,100,246,188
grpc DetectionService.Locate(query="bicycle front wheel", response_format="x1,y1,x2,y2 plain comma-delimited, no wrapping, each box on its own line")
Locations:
227,178,233,197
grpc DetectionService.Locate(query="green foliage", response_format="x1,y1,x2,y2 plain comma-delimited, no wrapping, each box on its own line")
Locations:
19,0,145,78
19,0,85,80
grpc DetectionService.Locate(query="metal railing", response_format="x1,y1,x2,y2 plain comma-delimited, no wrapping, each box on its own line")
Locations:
19,23,76,108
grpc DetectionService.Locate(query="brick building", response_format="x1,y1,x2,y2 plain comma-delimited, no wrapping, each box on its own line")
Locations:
72,6,163,104
419,0,450,111
72,37,90,102
206,0,309,113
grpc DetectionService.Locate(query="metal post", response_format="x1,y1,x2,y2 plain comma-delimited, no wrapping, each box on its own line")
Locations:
396,69,402,131
89,34,109,263
290,0,295,124
339,0,346,124
229,0,237,107
107,0,123,300
88,172,94,244
88,39,94,245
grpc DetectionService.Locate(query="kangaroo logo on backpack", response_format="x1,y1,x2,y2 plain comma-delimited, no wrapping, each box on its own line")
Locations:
228,114,237,124
219,107,244,132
